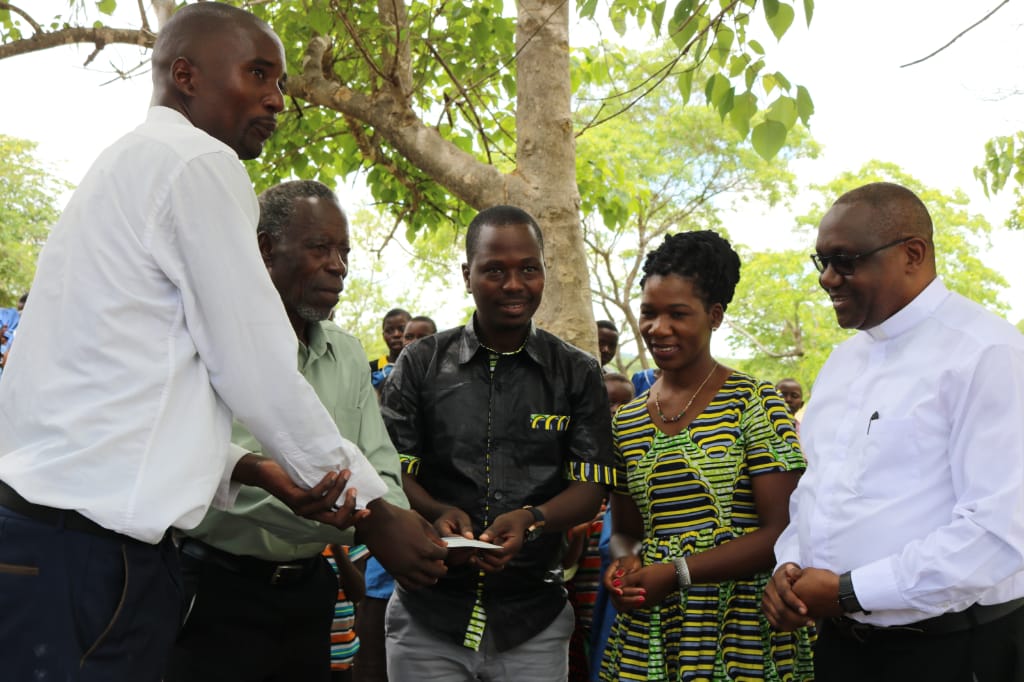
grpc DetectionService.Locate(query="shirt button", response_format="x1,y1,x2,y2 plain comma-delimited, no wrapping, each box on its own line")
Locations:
494,491,504,501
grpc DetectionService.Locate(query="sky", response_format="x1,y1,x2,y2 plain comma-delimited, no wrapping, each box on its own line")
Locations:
2,1,1024,327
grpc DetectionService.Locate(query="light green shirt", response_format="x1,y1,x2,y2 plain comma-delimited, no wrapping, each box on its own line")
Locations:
186,321,408,560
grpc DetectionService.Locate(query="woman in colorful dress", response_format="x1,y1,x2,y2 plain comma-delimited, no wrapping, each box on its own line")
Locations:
600,231,813,681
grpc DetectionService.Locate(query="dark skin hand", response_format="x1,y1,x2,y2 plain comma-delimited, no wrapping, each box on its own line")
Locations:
231,454,366,527
355,498,448,590
606,469,801,612
763,563,841,630
478,481,606,573
403,473,606,574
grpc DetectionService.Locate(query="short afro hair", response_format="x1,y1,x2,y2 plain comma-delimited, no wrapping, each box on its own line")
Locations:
640,230,741,311
465,205,544,264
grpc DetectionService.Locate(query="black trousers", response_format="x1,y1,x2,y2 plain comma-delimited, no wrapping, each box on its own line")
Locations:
164,548,338,682
815,605,1024,682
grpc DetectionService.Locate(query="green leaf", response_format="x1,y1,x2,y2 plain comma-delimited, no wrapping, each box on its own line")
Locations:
803,0,815,26
766,2,795,40
96,0,116,16
677,69,694,105
766,95,797,128
728,53,750,78
748,39,765,55
796,85,814,125
710,26,734,67
704,73,731,109
669,0,699,47
579,0,599,19
751,120,788,160
745,58,764,89
652,1,667,34
610,5,627,35
728,91,757,138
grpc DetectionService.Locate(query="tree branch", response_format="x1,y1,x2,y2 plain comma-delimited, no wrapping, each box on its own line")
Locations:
0,25,155,62
900,0,1010,68
288,36,517,209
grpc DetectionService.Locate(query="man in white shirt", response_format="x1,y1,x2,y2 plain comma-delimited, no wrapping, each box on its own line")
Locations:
763,182,1024,681
0,5,444,681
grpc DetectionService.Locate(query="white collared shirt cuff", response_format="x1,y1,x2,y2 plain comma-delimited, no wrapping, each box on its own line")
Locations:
851,557,907,613
212,443,249,510
339,440,389,508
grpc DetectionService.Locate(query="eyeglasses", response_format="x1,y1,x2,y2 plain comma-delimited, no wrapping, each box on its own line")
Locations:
810,237,912,277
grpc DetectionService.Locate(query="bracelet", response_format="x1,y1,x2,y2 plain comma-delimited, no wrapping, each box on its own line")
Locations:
672,557,691,591
608,533,641,561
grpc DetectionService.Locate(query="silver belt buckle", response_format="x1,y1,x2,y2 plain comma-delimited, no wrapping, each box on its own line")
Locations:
270,564,304,585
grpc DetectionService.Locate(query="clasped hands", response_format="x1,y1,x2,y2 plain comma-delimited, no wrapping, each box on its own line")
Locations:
602,554,679,612
762,563,842,630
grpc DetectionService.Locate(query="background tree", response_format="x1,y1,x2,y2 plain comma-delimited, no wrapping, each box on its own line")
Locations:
0,0,815,352
0,134,68,306
727,160,1010,387
574,46,819,375
334,206,467,358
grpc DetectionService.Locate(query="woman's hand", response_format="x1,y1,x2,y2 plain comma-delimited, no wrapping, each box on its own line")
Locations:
610,562,678,612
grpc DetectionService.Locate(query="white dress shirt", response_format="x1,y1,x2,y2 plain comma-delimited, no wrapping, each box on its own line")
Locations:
775,278,1024,625
0,107,386,543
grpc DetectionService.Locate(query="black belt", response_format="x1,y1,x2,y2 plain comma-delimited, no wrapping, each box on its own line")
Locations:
828,599,1024,642
0,479,133,544
179,538,323,587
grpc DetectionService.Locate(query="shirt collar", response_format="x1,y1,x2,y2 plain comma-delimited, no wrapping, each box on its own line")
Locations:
146,106,237,158
866,277,947,341
458,315,547,367
299,321,334,369
147,106,193,127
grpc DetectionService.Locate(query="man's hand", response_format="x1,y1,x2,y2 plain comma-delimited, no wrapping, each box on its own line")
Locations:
432,506,476,567
763,562,815,631
476,508,532,573
233,454,367,528
790,567,842,619
358,501,448,590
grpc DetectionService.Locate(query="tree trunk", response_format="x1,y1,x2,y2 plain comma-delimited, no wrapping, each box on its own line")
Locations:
512,0,595,355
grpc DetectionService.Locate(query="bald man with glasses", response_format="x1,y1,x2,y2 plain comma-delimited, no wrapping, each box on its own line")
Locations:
763,182,1024,682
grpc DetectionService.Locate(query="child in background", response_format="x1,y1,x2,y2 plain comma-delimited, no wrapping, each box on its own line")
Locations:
324,544,369,681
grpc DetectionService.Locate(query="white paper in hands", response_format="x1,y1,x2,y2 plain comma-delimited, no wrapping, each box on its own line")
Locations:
442,536,503,550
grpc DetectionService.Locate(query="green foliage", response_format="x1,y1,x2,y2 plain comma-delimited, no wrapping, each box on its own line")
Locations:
575,50,820,372
0,135,69,306
729,160,1010,386
588,0,815,160
728,248,848,389
248,0,515,236
332,207,467,356
975,132,1024,230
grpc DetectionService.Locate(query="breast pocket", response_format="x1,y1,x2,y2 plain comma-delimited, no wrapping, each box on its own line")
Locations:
847,417,927,498
331,406,362,443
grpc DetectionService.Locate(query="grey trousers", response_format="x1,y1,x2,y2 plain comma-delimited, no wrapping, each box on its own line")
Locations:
384,592,574,681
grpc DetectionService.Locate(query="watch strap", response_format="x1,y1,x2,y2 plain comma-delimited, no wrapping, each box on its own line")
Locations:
838,571,870,614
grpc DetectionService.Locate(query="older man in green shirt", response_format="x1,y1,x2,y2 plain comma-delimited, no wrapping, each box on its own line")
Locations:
165,181,447,682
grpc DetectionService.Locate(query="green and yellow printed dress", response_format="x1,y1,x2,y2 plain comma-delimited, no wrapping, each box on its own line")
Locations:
600,372,814,682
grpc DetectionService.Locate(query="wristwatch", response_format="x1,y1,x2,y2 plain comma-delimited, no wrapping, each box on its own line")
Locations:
522,505,546,542
838,571,870,614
